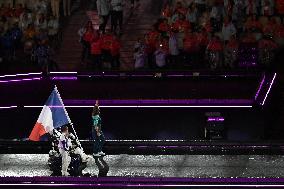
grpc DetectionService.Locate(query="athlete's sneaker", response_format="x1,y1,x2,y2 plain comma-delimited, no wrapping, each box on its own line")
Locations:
98,151,105,156
93,153,101,157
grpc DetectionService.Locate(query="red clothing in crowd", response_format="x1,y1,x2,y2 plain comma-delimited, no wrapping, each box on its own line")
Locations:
225,0,233,16
101,33,115,50
263,20,276,35
215,0,224,5
145,30,160,53
176,7,187,16
242,34,257,43
245,19,262,31
183,33,199,52
196,32,209,47
172,19,191,33
207,38,223,51
158,22,170,32
110,39,121,56
274,24,284,38
2,7,13,17
203,21,212,33
276,0,284,14
14,7,24,17
227,38,239,49
91,39,102,55
162,5,171,18
247,0,256,15
259,39,278,49
83,30,96,44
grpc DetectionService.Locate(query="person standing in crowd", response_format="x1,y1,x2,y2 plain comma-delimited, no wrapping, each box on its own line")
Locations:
35,39,51,74
154,42,167,69
195,0,206,16
134,37,146,69
34,0,48,15
130,0,140,9
183,31,199,67
168,31,180,68
261,0,275,16
145,25,160,69
58,126,72,176
276,0,284,20
206,35,223,70
110,34,121,69
47,15,59,46
101,30,115,66
245,0,258,15
92,101,105,157
110,0,124,35
78,21,95,64
97,0,110,33
221,16,236,42
19,12,32,31
51,0,60,18
35,13,47,31
224,36,239,68
91,30,103,69
63,0,71,16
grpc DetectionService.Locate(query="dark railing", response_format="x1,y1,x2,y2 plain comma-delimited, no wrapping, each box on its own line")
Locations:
1,140,284,155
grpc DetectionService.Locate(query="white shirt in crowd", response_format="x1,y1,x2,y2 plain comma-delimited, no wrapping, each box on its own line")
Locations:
169,34,179,56
155,48,166,68
186,8,197,23
261,0,274,16
111,0,124,11
19,13,32,30
35,17,47,30
222,22,237,41
48,19,59,35
245,0,258,15
134,51,145,69
97,0,110,16
34,0,48,14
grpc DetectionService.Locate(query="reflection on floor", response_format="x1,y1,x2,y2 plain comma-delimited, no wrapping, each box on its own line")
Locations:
1,154,284,178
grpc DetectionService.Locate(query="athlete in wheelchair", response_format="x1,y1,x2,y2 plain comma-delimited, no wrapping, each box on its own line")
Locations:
48,125,90,176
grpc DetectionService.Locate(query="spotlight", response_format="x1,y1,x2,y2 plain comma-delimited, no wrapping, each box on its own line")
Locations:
205,112,226,140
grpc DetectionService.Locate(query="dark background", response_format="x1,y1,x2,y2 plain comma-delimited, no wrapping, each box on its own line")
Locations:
0,74,281,141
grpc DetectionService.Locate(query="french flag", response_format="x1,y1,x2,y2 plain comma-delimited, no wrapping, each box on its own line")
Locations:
29,86,71,141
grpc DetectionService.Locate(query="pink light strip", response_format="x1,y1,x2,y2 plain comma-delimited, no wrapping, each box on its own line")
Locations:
261,73,277,106
0,78,42,83
24,105,253,108
255,74,266,100
0,106,17,109
0,72,42,78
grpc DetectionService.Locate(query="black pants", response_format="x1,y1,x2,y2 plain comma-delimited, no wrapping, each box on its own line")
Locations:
81,40,90,62
147,52,155,69
49,59,60,71
130,0,139,6
169,54,179,69
99,14,110,33
92,54,102,69
111,54,120,69
111,11,123,33
102,49,112,63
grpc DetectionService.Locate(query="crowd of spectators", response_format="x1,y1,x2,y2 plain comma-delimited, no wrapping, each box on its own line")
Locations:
78,21,121,70
0,0,72,73
78,0,133,70
133,0,284,70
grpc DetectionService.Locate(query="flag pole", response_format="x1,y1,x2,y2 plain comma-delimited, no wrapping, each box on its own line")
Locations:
54,85,80,142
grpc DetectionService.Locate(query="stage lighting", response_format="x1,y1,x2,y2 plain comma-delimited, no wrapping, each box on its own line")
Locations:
205,112,226,140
